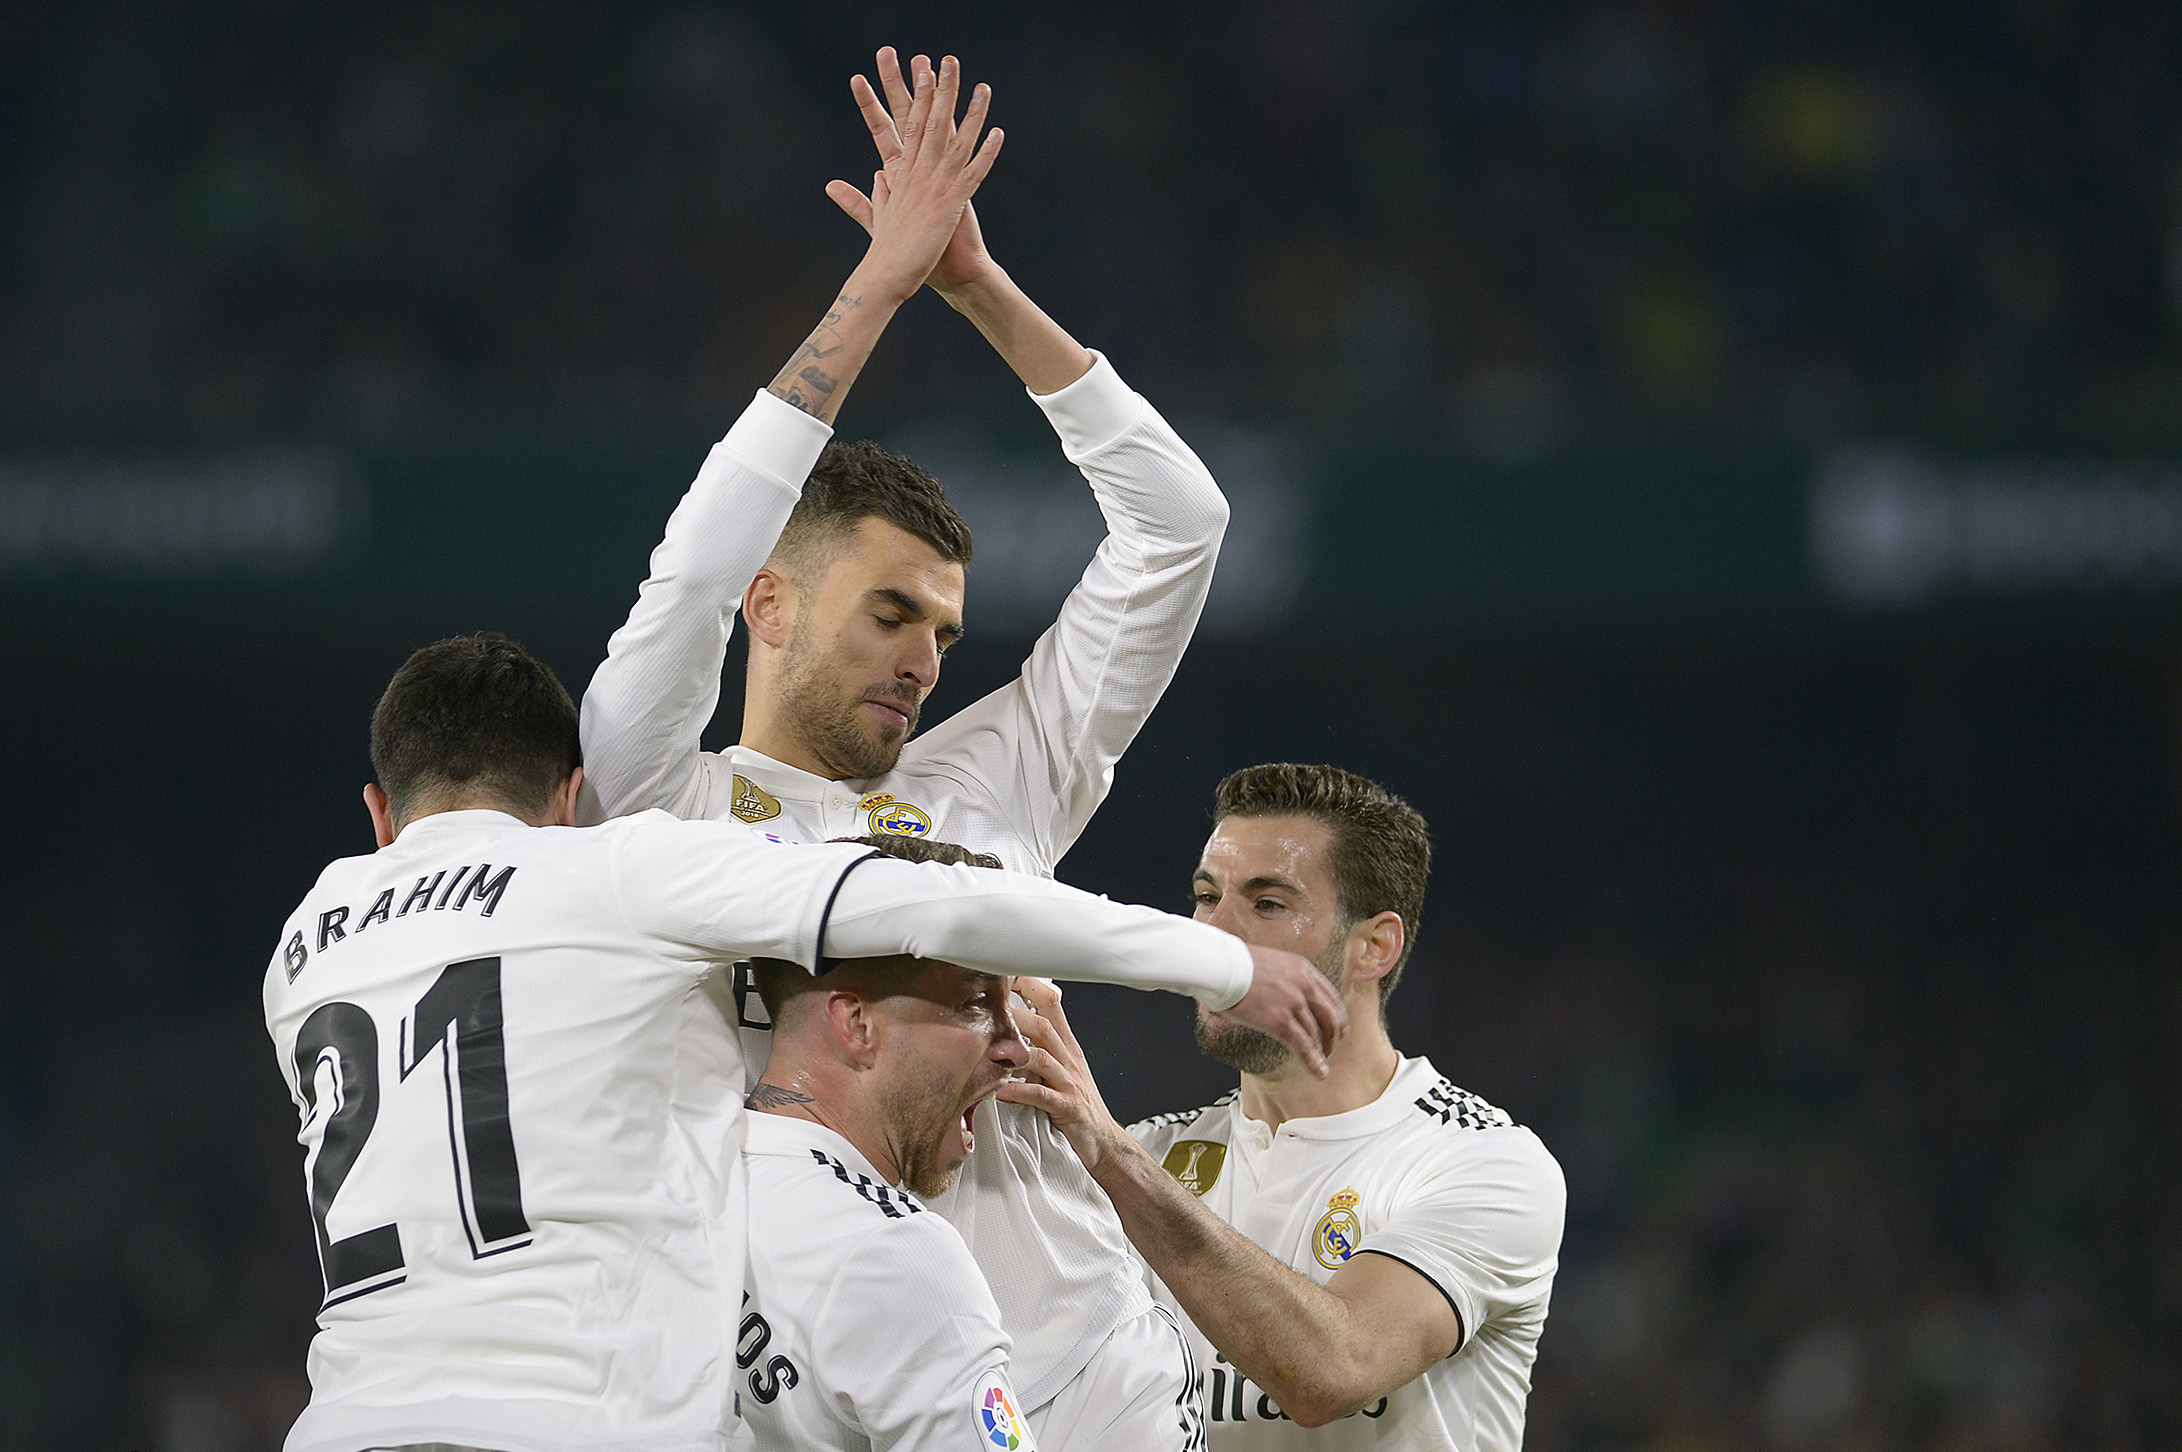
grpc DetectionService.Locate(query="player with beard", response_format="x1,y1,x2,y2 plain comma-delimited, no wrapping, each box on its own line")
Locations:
737,836,1096,1452
997,764,1567,1451
581,49,1341,1452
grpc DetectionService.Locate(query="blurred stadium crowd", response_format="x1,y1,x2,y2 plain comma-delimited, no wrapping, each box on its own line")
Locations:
4,2,2180,431
2,4,2178,1451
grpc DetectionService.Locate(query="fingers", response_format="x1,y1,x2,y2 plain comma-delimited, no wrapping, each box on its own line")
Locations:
964,126,1004,190
1012,976,1062,1015
1011,977,1080,1058
951,79,991,160
849,74,902,160
1285,1011,1331,1079
927,54,960,150
825,180,876,234
898,56,936,163
994,1077,1057,1112
878,47,915,126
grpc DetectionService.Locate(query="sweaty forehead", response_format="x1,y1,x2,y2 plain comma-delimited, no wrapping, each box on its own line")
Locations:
1197,814,1337,892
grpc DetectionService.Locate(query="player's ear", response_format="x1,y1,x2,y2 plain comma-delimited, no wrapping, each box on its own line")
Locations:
551,767,585,828
364,783,397,848
1348,911,1405,987
743,566,795,651
823,986,881,1067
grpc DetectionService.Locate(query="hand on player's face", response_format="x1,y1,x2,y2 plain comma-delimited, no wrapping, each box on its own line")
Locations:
884,964,1027,1196
1189,817,1353,1075
993,977,1130,1172
776,519,965,780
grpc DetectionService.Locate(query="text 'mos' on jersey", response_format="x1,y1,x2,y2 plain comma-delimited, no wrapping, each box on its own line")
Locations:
264,807,876,1452
739,1112,1038,1452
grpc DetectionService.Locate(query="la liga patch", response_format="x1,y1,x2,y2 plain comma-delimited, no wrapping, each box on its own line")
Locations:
976,1370,1033,1450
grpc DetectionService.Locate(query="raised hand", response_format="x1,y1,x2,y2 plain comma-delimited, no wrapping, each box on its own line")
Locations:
828,48,1001,299
823,53,1002,308
826,46,1092,395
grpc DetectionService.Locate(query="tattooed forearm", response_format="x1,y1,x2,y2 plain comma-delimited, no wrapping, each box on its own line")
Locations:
766,285,887,423
748,1082,817,1108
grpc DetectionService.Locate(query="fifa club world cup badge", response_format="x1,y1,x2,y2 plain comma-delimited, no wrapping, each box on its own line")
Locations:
1314,1187,1364,1269
860,792,933,838
730,774,782,824
1161,1139,1227,1196
977,1371,1031,1449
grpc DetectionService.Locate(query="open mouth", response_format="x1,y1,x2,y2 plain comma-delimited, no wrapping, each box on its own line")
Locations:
954,1084,1000,1159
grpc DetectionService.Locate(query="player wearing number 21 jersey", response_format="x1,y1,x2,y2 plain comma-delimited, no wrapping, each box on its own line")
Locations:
263,636,1266,1452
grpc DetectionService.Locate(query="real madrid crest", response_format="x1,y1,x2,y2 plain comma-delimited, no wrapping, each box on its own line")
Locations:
730,774,782,824
1160,1139,1227,1196
1313,1186,1363,1269
863,791,932,838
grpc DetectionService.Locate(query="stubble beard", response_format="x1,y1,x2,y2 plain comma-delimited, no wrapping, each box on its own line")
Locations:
885,1073,974,1200
1195,932,1348,1076
774,623,919,780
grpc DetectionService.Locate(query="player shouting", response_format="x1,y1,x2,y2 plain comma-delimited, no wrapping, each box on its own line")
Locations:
580,50,1342,1452
738,836,1048,1452
263,636,1303,1452
1001,765,1567,1450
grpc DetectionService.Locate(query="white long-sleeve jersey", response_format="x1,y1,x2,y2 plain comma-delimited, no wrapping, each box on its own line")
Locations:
1128,1059,1567,1451
579,354,1229,1405
738,1113,1039,1452
264,809,1248,1452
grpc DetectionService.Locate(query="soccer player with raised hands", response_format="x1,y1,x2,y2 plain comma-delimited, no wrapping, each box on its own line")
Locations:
580,49,1344,1451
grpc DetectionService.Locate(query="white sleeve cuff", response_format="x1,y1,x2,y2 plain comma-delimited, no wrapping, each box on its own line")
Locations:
1200,931,1255,1012
1030,351,1149,460
720,389,834,491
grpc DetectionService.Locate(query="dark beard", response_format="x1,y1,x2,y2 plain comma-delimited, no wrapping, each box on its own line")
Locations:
774,632,919,780
1195,934,1347,1075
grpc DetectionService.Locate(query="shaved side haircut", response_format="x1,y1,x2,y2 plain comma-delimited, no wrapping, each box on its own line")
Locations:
768,439,974,581
369,632,582,821
1213,763,1431,1006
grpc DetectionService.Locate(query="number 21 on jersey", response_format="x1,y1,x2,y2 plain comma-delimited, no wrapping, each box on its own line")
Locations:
292,955,532,1306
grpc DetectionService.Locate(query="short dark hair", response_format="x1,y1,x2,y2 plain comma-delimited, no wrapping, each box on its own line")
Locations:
368,633,582,822
1212,764,1431,1006
753,835,1004,1020
769,439,973,578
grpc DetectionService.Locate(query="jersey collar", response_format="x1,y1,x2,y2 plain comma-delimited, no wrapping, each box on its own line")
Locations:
388,808,535,845
1236,1055,1445,1141
723,744,863,801
742,1108,898,1188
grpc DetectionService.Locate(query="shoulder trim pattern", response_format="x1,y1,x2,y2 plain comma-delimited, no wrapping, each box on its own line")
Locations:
808,1148,924,1219
1132,1089,1238,1133
1411,1078,1516,1131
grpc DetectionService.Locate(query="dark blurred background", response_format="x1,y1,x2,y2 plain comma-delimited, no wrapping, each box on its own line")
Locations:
4,3,2181,1449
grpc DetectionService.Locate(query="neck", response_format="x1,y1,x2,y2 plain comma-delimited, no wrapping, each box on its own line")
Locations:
1237,999,1400,1130
748,1060,902,1183
739,688,854,783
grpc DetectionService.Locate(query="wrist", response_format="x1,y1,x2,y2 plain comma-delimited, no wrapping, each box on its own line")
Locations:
847,256,921,312
1085,1122,1157,1194
936,263,1016,317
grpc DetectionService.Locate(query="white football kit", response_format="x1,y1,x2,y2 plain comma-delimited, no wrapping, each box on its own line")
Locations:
581,353,1230,1427
738,1112,1037,1452
264,808,1252,1452
1128,1057,1566,1452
